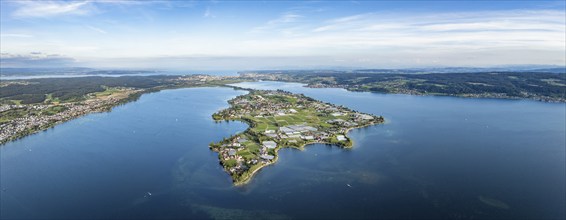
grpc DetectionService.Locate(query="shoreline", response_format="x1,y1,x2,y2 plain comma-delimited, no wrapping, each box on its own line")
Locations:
0,90,145,145
230,119,382,186
256,79,565,103
0,82,245,146
307,85,566,103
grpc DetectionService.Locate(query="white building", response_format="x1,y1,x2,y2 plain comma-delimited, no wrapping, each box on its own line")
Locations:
262,141,277,149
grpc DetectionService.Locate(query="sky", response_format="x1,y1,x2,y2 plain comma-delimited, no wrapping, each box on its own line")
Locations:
0,0,565,70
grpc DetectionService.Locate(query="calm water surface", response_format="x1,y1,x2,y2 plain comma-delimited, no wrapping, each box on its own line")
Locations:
1,82,564,219
1,70,239,80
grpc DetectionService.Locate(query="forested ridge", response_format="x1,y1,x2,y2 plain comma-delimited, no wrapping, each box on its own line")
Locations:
247,71,565,101
0,76,175,104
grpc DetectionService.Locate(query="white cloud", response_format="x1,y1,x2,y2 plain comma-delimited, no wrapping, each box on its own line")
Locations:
12,1,93,18
85,25,107,34
239,9,565,67
251,12,303,33
278,10,565,52
203,7,215,18
0,34,34,38
271,13,302,24
2,4,564,68
0,52,76,67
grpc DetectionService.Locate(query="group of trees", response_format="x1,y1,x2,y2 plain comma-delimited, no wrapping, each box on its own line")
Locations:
277,72,565,98
1,76,175,104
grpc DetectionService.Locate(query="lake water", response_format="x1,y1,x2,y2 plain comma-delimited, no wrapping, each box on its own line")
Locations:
1,81,564,219
1,70,239,80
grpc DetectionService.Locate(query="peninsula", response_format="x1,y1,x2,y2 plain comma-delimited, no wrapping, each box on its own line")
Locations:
209,89,384,185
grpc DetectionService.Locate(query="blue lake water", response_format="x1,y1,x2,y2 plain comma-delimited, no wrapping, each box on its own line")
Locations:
1,81,564,219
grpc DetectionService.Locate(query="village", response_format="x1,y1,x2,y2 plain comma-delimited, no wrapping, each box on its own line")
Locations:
209,89,384,185
0,88,142,144
0,74,245,145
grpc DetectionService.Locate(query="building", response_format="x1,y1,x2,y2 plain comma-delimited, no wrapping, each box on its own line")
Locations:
331,112,345,117
262,141,277,149
356,113,374,120
260,155,275,160
327,119,346,124
279,127,294,134
237,138,248,143
336,135,347,141
301,135,314,140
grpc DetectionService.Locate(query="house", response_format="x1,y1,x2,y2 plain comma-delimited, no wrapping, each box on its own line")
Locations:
336,135,347,141
301,135,314,140
279,127,294,134
237,138,248,143
287,134,301,139
356,113,374,120
326,107,339,112
288,125,318,133
327,119,345,124
228,149,237,156
302,126,318,132
262,141,277,149
331,112,345,117
260,155,275,160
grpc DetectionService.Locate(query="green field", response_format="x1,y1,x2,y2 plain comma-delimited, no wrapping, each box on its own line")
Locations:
248,109,349,133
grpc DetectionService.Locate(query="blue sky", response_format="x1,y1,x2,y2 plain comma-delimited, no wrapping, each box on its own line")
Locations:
1,0,564,70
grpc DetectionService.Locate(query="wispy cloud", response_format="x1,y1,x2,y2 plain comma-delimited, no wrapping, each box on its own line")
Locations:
2,2,564,68
270,13,302,24
203,7,215,18
0,52,76,67
85,25,107,34
303,10,565,49
333,10,561,32
240,9,565,67
12,1,93,18
312,13,372,32
251,12,303,33
0,34,34,38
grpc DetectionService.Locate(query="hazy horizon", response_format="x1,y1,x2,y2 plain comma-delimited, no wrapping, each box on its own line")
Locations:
1,1,565,70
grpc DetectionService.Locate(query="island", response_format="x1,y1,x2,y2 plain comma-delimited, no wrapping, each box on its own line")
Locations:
209,89,384,185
